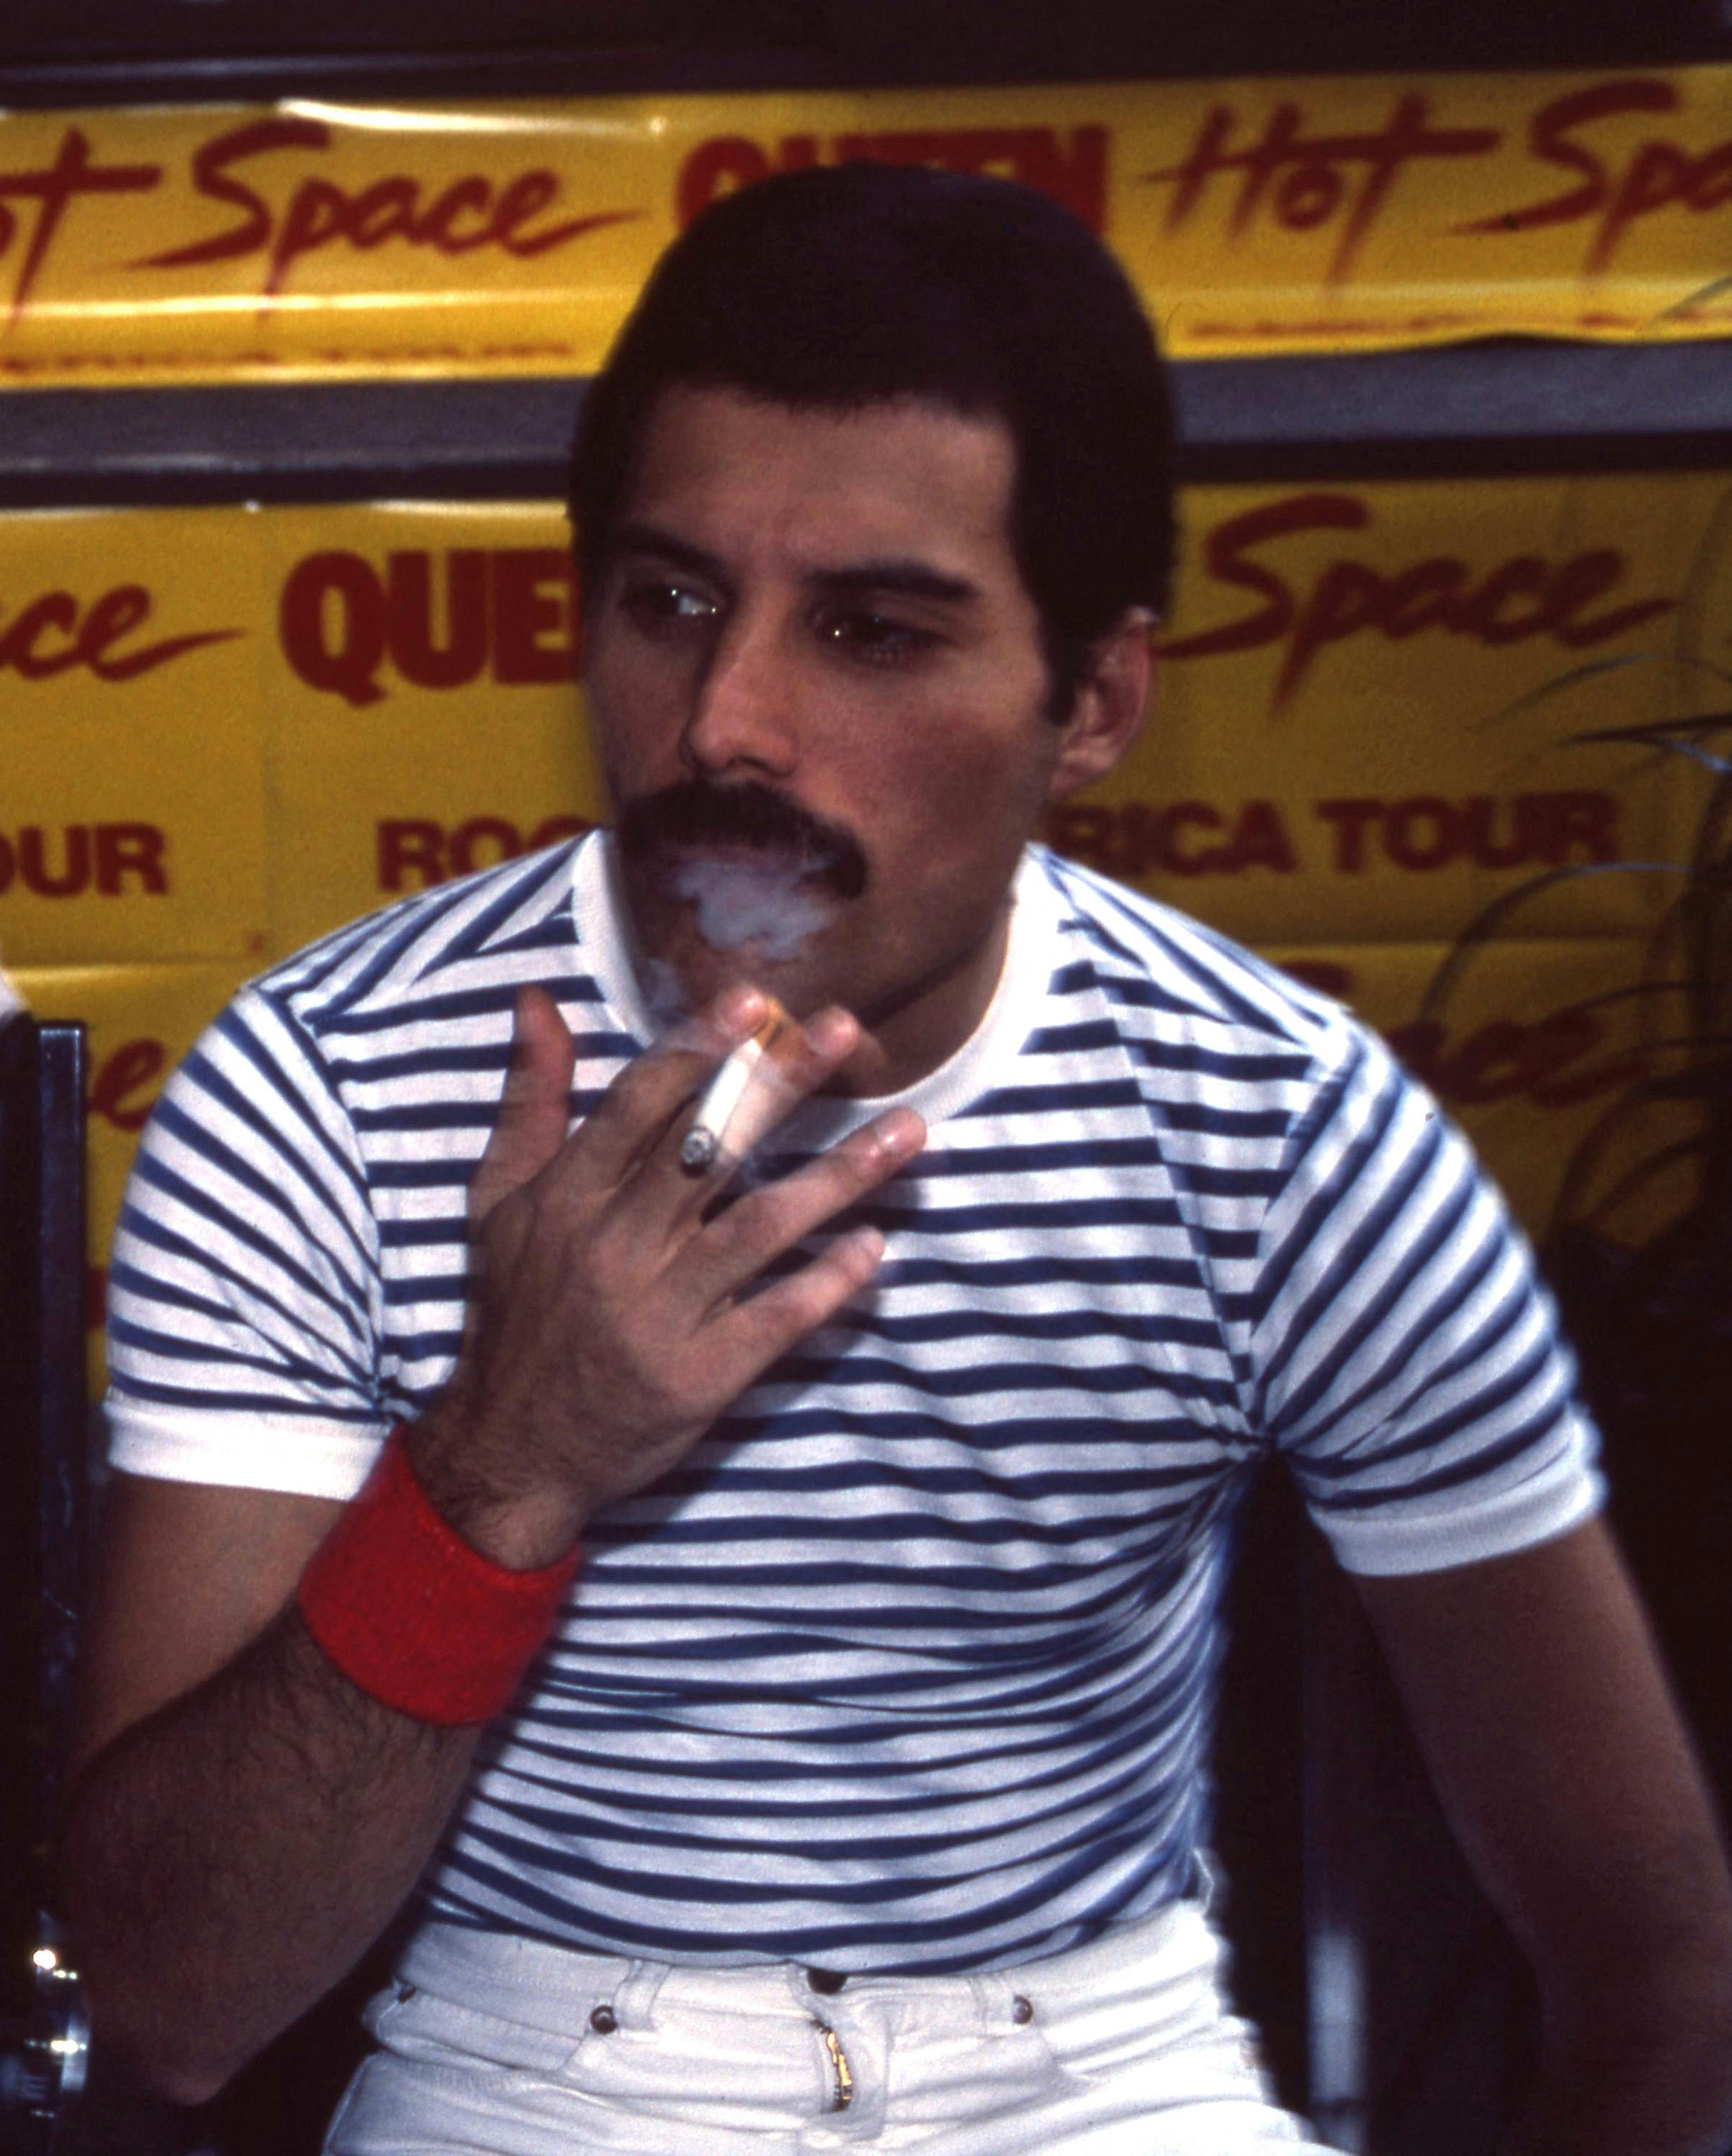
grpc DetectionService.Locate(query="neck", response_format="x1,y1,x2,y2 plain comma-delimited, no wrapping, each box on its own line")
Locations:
825,905,1013,1098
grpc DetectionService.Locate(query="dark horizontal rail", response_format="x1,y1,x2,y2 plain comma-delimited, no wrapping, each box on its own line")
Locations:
0,340,1727,510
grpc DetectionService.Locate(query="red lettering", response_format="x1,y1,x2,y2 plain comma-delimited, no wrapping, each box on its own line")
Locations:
141,119,636,304
1467,83,1667,239
1277,558,1383,704
1044,803,1115,875
1165,493,1676,705
387,550,488,691
1461,793,1529,871
1161,801,1227,876
1314,797,1383,873
1457,556,1552,644
1043,798,1296,878
82,583,240,678
283,548,581,703
1312,792,1620,875
0,584,234,683
0,822,167,898
1143,93,1500,281
1457,79,1732,274
88,1038,167,1132
1159,493,1368,669
280,550,387,706
0,126,162,323
267,175,350,295
1383,796,1461,872
1549,550,1675,647
677,137,773,225
418,175,495,252
349,175,418,249
492,171,632,258
96,823,169,895
1231,799,1298,874
19,826,89,897
492,550,579,684
0,591,80,678
450,816,521,876
1537,790,1618,865
378,819,447,892
377,813,594,891
676,126,1107,232
1380,558,1468,638
139,116,328,272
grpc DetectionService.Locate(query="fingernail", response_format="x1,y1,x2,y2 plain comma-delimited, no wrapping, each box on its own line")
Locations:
805,1008,856,1059
874,1108,925,1156
719,986,767,1036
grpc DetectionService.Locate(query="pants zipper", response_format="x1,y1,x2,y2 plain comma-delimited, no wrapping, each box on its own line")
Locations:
811,2018,855,2111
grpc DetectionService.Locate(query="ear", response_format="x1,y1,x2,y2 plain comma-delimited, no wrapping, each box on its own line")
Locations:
1046,609,1156,804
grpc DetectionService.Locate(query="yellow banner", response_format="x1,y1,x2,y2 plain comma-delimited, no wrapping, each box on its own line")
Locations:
4,464,1726,1353
0,508,271,967
1074,468,1732,951
1,67,1729,385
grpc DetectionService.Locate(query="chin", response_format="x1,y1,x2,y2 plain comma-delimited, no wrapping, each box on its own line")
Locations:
638,931,836,1026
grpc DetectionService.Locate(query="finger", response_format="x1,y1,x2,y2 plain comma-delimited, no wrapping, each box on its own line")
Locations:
561,983,770,1191
469,986,577,1225
656,1003,867,1208
712,1221,889,1378
579,995,861,1199
679,1107,925,1310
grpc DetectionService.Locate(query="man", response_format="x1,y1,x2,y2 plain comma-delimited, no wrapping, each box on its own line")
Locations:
68,164,1732,2154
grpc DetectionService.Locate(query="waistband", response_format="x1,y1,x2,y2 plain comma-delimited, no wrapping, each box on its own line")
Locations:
397,1893,1221,2047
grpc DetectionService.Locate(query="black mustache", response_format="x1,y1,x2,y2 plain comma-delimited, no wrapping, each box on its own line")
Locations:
616,781,868,900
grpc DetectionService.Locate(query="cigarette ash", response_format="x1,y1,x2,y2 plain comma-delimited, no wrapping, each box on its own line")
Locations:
672,858,837,958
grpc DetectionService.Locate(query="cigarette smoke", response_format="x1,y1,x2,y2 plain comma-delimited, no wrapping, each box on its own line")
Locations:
671,857,839,958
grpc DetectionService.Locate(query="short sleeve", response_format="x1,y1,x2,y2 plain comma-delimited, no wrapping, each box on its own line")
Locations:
103,985,390,1501
1247,1026,1603,1575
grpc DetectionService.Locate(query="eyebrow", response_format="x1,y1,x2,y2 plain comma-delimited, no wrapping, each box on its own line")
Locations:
609,520,983,610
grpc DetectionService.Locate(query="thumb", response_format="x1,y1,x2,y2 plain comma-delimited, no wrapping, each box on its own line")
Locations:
470,986,576,1223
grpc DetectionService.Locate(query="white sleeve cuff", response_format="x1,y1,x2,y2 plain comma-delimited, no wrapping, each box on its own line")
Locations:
104,1391,388,1501
1319,1447,1606,1577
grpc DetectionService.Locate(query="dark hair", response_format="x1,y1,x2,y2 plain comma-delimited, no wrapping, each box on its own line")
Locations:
569,161,1175,717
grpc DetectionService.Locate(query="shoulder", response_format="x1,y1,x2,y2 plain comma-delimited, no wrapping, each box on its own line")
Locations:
254,837,591,1033
1030,845,1373,1110
154,837,602,1142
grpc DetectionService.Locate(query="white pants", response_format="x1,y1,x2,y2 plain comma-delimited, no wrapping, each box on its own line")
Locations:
323,1902,1337,2155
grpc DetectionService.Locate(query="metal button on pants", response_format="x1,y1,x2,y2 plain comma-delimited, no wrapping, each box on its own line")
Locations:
323,1902,1341,2154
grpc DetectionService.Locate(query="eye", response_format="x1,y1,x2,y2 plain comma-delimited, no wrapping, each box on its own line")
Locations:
619,577,719,633
817,609,939,667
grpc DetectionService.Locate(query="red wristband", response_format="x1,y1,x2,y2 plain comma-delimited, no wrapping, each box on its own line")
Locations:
297,1427,579,1726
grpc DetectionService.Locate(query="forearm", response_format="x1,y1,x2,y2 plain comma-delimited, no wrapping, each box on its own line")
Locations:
1501,1966,1732,2156
67,1601,482,2106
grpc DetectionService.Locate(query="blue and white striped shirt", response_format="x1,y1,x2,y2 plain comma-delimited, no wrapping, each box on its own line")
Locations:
106,835,1600,1973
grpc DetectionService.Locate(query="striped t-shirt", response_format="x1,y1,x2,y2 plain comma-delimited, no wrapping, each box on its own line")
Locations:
106,834,1600,1975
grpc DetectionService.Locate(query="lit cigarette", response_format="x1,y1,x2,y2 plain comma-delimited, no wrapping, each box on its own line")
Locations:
680,999,802,1174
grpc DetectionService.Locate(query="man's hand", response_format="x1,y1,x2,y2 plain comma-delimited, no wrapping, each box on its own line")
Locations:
68,983,925,2101
410,984,926,1567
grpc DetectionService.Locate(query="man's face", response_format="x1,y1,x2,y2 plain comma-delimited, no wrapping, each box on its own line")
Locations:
584,384,1130,1083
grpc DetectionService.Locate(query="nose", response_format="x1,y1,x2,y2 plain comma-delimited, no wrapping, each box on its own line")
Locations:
681,609,800,781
